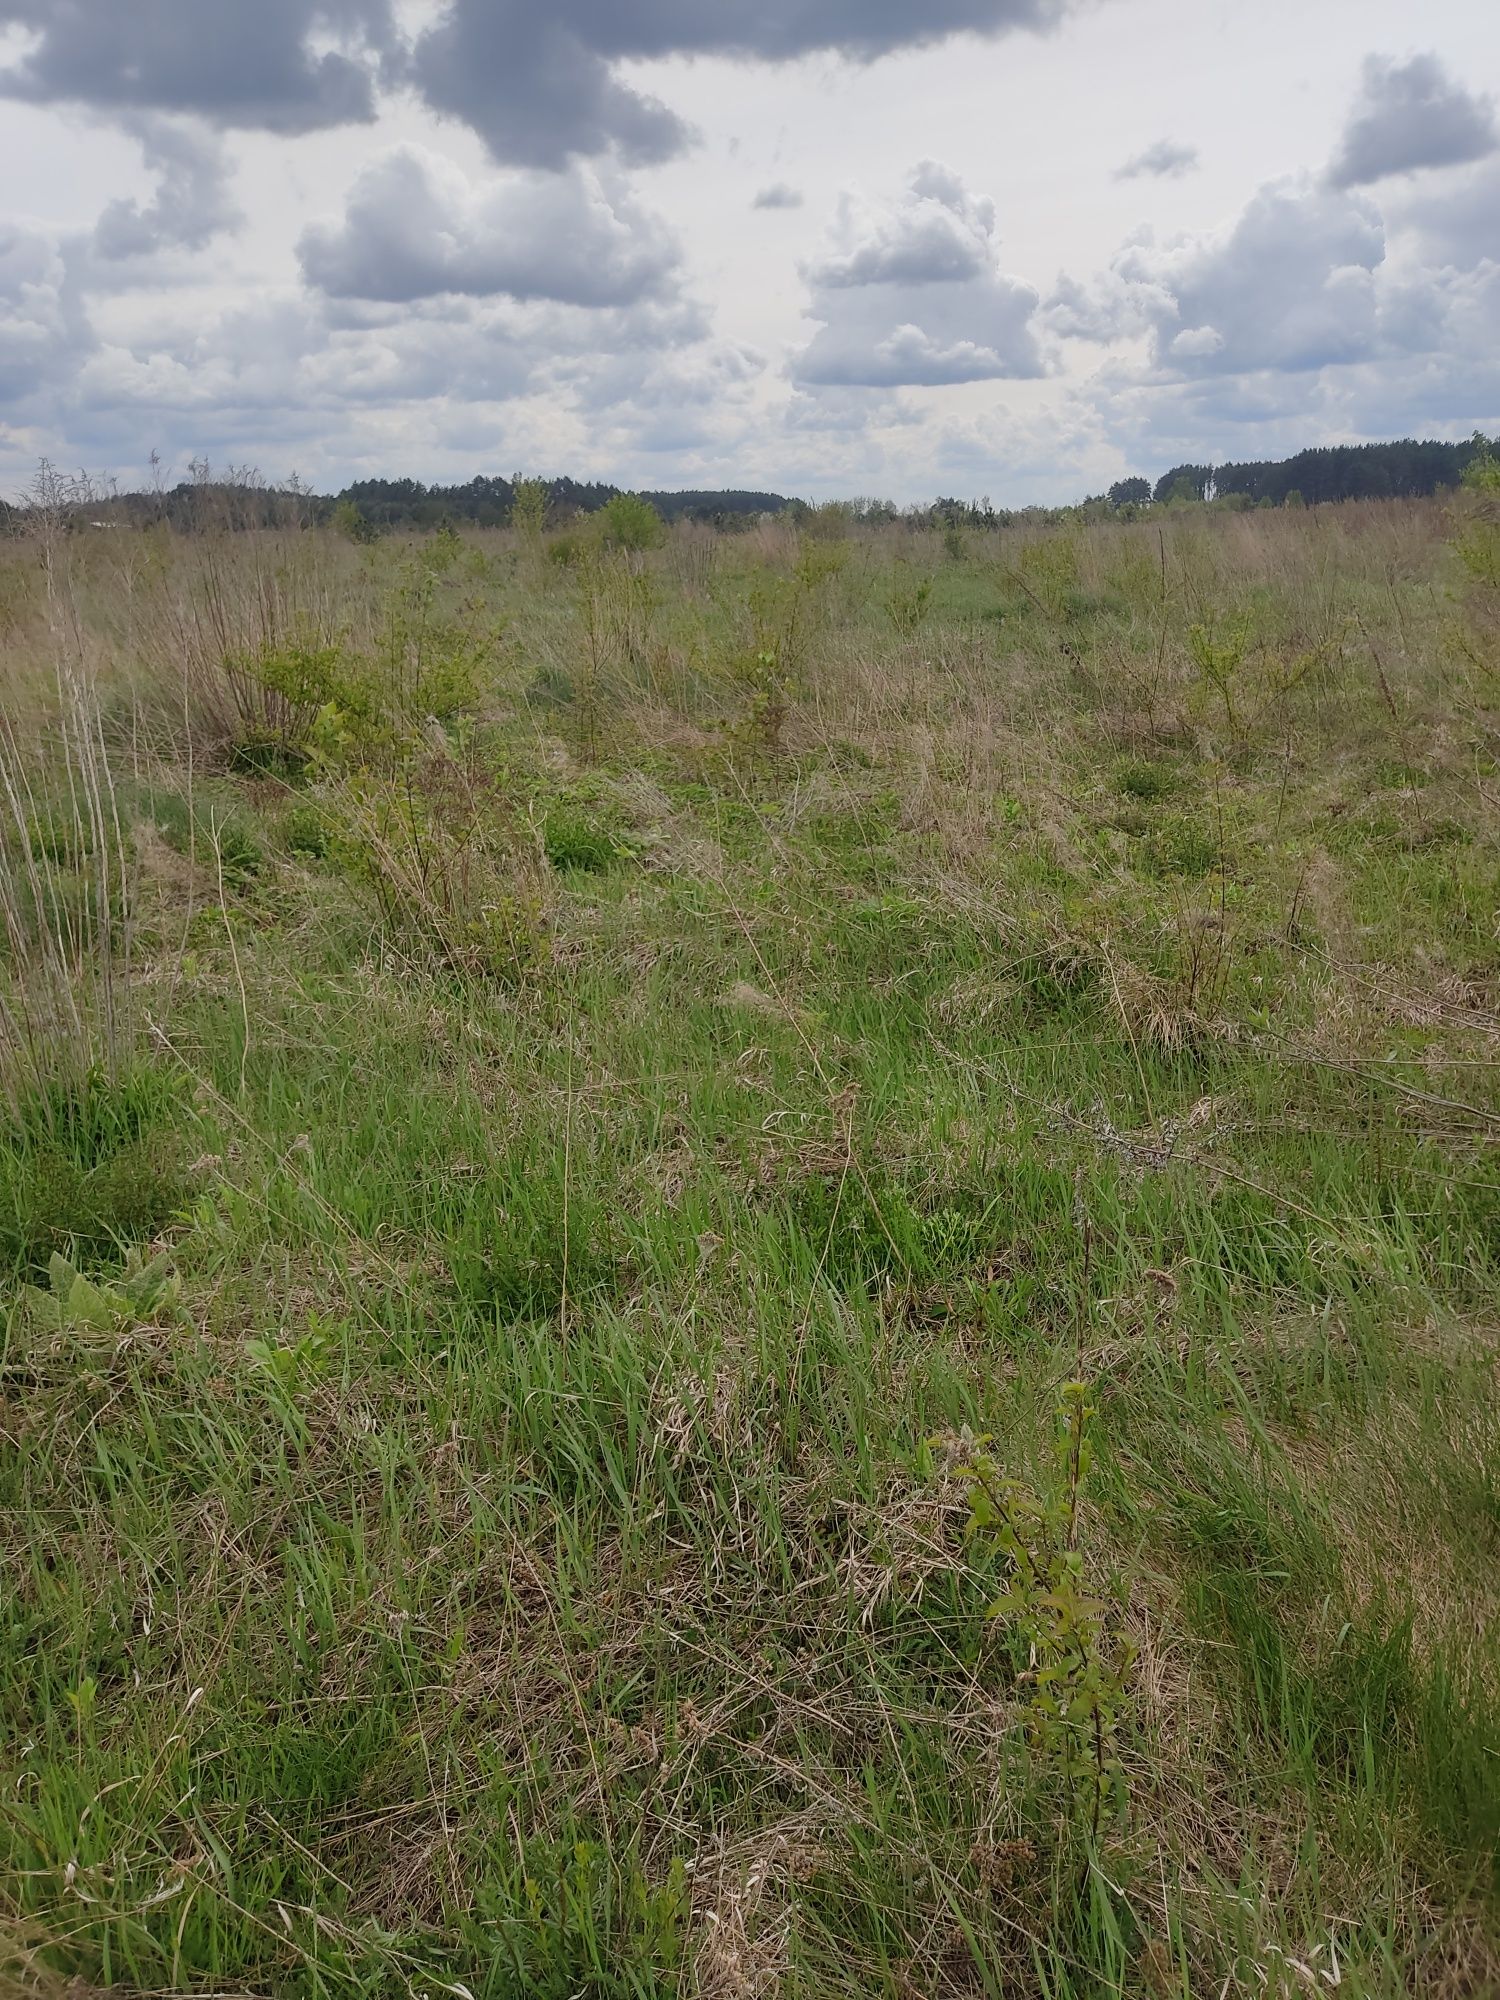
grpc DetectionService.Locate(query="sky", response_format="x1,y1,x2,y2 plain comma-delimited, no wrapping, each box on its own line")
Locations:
1,0,1497,504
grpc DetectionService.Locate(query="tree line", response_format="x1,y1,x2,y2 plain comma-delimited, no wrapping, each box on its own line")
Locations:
336,476,792,530
1143,436,1490,510
6,434,1492,536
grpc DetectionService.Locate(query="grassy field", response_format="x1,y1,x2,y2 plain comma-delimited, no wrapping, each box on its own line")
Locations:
1,485,1497,1999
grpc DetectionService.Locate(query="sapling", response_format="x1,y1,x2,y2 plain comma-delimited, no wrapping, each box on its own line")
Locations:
959,1381,1134,1840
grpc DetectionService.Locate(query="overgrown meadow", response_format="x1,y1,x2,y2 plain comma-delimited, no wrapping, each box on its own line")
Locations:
2,474,1498,1999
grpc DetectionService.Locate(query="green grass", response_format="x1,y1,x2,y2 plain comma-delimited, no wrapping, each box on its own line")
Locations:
1,497,1497,1999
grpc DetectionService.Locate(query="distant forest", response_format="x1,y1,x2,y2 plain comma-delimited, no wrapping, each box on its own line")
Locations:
1143,436,1488,509
333,436,1493,527
3,435,1491,532
334,477,790,530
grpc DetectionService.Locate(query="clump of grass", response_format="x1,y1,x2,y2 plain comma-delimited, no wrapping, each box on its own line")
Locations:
1115,757,1180,803
544,807,618,873
0,1064,188,1276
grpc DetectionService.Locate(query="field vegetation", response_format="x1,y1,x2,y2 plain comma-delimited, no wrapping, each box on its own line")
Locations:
1,466,1498,1999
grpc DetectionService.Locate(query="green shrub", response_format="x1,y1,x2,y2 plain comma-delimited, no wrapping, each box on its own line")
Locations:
595,493,665,553
332,496,378,544
1017,532,1081,613
282,803,329,859
885,571,934,637
510,475,550,540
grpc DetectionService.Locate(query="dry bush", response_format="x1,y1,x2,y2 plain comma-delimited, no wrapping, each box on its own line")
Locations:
320,734,554,982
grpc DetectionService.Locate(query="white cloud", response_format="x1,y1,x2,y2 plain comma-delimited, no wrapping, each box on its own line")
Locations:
793,162,1042,386
1385,157,1500,270
1073,167,1500,463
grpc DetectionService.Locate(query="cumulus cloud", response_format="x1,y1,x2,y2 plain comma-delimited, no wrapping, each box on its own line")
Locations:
753,183,804,210
1114,139,1199,181
298,147,680,308
90,116,241,259
793,162,1041,386
1102,179,1390,376
568,340,763,413
808,162,996,286
1328,52,1498,187
0,0,391,132
1069,155,1500,466
61,290,541,467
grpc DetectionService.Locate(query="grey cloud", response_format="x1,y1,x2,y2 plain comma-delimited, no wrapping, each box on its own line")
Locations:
0,0,392,131
568,297,716,353
565,341,763,415
796,311,1041,386
409,0,1070,165
1,0,1072,164
793,162,1041,385
298,147,680,308
784,385,920,434
1042,267,1153,344
409,15,689,171
1114,139,1199,181
753,183,804,210
1328,53,1498,188
91,117,241,259
1101,292,1500,472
